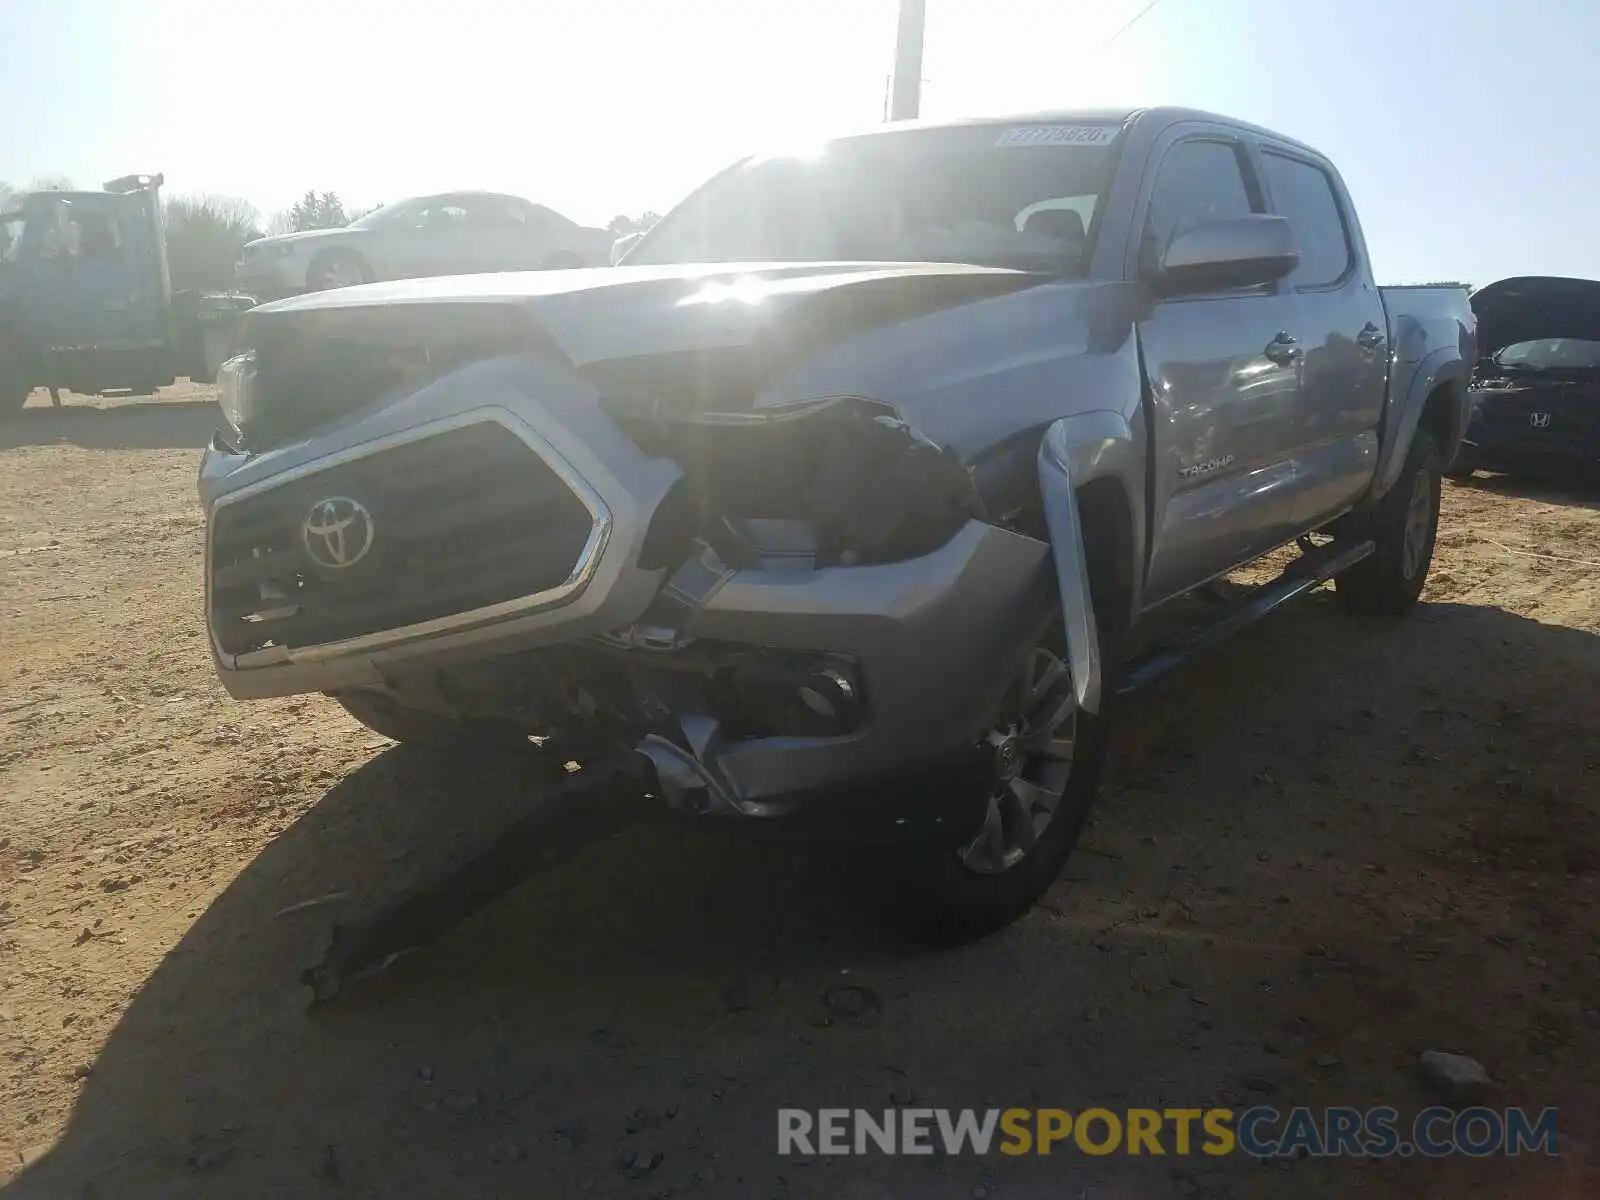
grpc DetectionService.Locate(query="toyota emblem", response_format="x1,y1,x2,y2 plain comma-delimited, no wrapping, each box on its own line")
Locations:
302,497,376,570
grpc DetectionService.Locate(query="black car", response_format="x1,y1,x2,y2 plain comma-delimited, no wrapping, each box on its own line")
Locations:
1455,276,1600,480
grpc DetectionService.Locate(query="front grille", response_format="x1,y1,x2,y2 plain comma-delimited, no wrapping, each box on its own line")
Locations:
209,421,599,659
1471,386,1600,449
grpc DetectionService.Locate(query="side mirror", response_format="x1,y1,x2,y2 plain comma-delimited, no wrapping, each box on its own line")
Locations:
1151,214,1298,296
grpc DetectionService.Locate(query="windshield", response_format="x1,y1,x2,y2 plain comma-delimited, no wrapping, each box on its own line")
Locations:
627,122,1123,273
347,199,427,229
0,211,24,263
1494,338,1600,370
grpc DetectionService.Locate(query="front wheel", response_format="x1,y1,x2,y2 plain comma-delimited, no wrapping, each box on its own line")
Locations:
0,335,33,419
1335,429,1442,615
880,626,1112,943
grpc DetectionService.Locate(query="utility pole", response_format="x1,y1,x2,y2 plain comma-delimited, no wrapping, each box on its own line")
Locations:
888,0,926,121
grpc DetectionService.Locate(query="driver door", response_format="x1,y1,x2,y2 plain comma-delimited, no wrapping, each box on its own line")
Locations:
1133,131,1308,606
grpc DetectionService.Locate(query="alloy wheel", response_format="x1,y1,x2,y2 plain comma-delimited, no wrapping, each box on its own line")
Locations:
958,645,1078,876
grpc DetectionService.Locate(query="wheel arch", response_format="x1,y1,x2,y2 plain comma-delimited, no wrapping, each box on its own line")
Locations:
1372,348,1469,500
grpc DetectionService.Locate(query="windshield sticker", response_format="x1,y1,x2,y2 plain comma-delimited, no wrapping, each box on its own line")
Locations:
995,124,1120,148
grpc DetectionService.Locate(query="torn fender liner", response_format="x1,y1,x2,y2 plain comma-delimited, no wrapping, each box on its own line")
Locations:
1037,419,1103,714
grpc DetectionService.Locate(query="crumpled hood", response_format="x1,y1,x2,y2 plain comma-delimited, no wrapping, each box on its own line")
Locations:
248,261,1051,368
239,261,1140,461
1471,275,1600,357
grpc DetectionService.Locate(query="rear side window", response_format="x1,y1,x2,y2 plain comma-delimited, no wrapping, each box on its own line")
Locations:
1142,139,1257,266
1261,152,1352,288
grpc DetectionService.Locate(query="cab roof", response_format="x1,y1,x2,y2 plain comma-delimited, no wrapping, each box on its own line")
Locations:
822,106,1325,157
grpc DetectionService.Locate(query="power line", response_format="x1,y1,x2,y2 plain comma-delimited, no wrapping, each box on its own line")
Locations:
1103,0,1173,49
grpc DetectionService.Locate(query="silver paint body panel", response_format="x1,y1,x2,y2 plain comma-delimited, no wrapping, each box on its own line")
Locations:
198,105,1474,812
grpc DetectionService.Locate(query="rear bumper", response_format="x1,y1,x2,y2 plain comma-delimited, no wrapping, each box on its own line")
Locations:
198,353,1053,821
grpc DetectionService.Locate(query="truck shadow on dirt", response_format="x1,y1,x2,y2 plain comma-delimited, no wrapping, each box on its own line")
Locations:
11,599,1600,1199
0,399,219,452
1451,471,1600,511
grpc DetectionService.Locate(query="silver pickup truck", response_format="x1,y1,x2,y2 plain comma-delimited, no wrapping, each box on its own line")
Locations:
198,107,1476,940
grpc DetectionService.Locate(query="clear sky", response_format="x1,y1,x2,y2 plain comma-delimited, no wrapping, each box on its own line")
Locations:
0,0,1589,285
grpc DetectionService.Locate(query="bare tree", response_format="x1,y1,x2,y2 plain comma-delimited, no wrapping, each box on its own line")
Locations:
165,194,264,292
607,211,661,236
1,175,75,208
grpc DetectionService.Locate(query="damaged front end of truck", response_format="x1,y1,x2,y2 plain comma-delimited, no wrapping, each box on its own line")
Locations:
198,266,1120,843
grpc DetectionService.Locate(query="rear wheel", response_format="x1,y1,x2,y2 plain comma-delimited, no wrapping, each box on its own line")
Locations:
881,622,1112,942
1335,430,1442,615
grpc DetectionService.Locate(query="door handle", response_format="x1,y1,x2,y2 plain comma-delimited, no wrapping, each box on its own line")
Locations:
1357,322,1386,350
1264,332,1304,365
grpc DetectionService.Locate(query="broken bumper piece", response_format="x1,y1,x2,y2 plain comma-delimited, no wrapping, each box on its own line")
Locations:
619,519,1053,832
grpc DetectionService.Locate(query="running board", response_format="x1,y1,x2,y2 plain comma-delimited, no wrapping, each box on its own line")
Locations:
1117,539,1375,697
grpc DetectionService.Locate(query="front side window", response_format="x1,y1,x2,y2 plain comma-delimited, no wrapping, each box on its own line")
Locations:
628,123,1122,274
1142,139,1258,267
1261,151,1351,288
73,211,124,262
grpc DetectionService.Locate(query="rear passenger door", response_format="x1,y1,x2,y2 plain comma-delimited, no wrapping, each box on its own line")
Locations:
453,195,546,272
379,197,479,278
1255,145,1390,527
1134,132,1307,607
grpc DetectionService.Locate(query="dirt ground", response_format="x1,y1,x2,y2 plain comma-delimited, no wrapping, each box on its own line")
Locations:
2,389,1597,1199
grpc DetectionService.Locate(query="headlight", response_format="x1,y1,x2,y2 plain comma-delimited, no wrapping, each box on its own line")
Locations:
239,243,296,262
216,350,257,436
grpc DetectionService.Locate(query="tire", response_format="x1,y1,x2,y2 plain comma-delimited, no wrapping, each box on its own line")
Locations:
1335,429,1442,615
878,617,1114,943
0,334,32,419
306,248,373,292
333,690,531,750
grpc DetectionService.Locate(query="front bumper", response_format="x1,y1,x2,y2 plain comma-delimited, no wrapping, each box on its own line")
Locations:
198,352,1053,822
1457,437,1600,476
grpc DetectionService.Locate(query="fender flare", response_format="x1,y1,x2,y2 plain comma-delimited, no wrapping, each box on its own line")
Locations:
1371,347,1469,500
1036,410,1146,717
